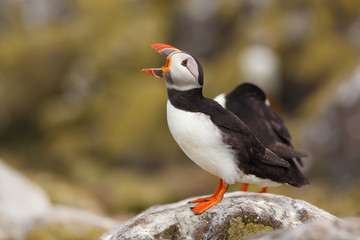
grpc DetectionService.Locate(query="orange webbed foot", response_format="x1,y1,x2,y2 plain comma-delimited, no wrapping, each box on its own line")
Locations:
190,179,229,215
240,183,249,192
188,196,212,203
258,187,268,193
191,197,222,215
188,179,223,204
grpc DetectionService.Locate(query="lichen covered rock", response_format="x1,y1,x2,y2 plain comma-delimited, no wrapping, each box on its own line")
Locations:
248,217,360,240
100,192,336,240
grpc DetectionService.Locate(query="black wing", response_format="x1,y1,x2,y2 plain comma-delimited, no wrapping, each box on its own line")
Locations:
223,83,308,166
199,97,308,186
265,106,292,144
264,106,308,165
202,98,290,169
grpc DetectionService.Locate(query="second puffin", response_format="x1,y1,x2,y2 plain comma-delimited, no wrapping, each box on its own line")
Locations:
142,43,307,215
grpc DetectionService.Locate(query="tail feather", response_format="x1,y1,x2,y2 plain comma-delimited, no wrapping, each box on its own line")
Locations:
261,149,290,168
271,142,309,159
286,158,310,187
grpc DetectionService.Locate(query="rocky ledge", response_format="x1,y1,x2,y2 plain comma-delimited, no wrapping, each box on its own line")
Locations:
0,159,118,240
100,192,348,240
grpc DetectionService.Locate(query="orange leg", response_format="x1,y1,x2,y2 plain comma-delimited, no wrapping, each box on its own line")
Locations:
258,187,268,193
189,179,223,203
190,178,229,215
240,183,249,192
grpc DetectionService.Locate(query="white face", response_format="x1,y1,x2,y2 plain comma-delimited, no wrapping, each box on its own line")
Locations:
164,52,202,91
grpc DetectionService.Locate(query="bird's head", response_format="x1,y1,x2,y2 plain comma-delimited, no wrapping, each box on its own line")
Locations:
142,43,203,91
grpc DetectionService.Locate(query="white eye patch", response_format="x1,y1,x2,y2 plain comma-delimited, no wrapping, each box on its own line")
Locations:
186,58,199,80
166,53,202,91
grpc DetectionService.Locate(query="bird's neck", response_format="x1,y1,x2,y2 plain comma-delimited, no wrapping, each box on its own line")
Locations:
167,87,204,111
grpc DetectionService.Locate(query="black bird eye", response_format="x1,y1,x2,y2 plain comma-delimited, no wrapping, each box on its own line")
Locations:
181,59,188,67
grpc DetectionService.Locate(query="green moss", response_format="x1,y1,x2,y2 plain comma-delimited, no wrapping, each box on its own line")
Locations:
226,216,273,240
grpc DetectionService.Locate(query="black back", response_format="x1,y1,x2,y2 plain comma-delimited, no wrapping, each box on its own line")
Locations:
168,87,308,187
224,83,309,184
225,84,290,145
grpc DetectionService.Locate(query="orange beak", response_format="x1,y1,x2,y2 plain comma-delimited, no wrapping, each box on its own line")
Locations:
141,43,181,78
141,68,163,78
149,43,180,57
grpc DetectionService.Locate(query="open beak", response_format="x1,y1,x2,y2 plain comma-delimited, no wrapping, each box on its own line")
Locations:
141,68,164,78
141,43,181,78
149,43,180,57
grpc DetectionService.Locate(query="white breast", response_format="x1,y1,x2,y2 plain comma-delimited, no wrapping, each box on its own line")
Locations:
166,101,241,184
166,101,283,188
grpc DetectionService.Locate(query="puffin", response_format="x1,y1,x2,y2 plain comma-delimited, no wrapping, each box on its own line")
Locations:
142,43,306,215
214,83,309,193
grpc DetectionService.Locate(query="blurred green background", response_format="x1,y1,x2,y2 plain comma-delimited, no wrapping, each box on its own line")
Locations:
0,0,359,221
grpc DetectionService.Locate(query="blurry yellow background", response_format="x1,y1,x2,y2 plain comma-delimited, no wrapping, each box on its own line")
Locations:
0,0,359,220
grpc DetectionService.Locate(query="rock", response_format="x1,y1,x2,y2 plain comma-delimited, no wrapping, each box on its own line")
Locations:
0,159,51,240
25,206,119,240
0,159,119,240
40,205,118,229
248,217,360,240
100,192,336,240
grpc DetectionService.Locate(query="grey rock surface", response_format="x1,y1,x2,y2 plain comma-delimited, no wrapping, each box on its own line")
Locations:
0,159,51,240
100,192,337,240
41,205,119,229
0,159,118,240
248,217,360,240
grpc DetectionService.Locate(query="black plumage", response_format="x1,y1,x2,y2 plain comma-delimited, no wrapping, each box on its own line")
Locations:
143,43,310,215
221,83,309,186
168,87,307,187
